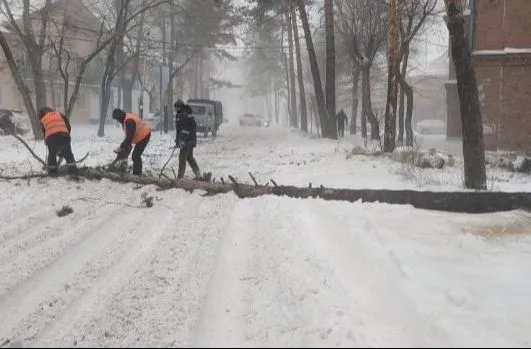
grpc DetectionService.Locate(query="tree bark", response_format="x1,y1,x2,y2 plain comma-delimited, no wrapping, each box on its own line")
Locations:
166,7,176,133
324,0,336,137
446,1,486,190
296,0,331,138
350,66,360,135
291,5,307,132
399,73,414,146
361,64,380,140
9,167,523,214
398,48,410,143
287,8,298,128
383,0,401,153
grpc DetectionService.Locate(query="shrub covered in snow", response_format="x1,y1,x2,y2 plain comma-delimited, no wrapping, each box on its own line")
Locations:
485,151,531,173
513,156,531,173
391,146,450,170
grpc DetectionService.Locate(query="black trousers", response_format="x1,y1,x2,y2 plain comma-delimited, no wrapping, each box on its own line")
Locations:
132,132,151,175
338,124,345,138
46,133,76,172
178,144,200,178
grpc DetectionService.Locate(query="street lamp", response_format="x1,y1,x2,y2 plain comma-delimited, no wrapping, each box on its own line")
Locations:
139,30,151,119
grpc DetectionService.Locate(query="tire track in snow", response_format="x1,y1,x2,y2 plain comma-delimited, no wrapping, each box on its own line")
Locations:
296,199,454,347
192,197,364,348
30,203,178,348
75,194,240,348
0,181,69,246
32,192,238,348
0,206,146,343
191,199,251,348
0,203,125,295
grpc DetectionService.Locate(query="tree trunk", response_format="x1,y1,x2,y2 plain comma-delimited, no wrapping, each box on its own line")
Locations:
291,5,307,132
165,7,176,133
399,73,414,146
0,31,40,138
31,55,47,135
58,167,531,214
287,8,298,128
324,0,336,138
446,2,487,190
98,79,112,137
350,66,360,135
383,0,401,153
398,48,410,143
49,58,56,108
361,64,379,140
296,0,330,138
280,10,291,124
274,88,279,124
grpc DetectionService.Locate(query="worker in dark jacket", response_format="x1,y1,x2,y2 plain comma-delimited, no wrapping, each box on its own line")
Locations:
174,99,200,179
112,108,152,175
39,106,77,175
336,109,348,138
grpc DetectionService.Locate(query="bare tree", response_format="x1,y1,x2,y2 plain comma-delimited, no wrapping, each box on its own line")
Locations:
296,0,335,139
383,0,401,152
444,0,486,189
398,0,438,146
0,0,54,139
48,5,117,120
324,0,336,138
120,11,146,114
290,4,308,132
97,0,166,137
336,0,388,140
287,5,298,128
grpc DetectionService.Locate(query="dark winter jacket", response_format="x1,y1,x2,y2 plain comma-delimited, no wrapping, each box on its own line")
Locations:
175,105,197,147
336,111,348,127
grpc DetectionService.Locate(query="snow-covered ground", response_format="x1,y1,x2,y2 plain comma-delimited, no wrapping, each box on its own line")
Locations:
1,123,530,192
1,124,530,347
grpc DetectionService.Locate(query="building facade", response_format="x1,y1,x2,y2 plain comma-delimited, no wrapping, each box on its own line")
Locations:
446,0,531,152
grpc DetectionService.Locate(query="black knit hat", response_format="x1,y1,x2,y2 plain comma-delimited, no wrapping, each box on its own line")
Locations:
112,108,126,121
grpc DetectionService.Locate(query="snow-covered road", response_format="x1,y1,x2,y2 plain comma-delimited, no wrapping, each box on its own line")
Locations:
1,124,531,347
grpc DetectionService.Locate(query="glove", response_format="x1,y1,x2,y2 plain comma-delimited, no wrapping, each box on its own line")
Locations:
114,144,131,159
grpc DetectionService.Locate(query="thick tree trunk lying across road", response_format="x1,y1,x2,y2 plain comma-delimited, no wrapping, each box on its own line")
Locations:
3,167,524,214
1,167,530,213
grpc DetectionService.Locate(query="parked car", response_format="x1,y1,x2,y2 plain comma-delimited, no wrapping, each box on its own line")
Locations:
0,109,30,136
239,113,270,127
415,119,446,135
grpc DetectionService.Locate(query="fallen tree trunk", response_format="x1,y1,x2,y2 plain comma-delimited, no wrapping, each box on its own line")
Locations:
2,167,529,213
74,167,530,214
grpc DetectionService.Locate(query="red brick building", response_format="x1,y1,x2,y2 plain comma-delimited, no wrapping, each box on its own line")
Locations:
445,0,531,152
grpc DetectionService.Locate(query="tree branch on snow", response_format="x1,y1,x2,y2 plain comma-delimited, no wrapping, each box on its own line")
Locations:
2,167,522,214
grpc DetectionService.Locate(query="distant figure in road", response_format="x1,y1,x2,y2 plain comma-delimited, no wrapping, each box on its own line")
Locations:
336,109,348,138
39,106,77,175
174,99,201,179
112,108,152,175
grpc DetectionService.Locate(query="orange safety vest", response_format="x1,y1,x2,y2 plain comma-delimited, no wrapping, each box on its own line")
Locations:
124,113,151,144
41,112,69,139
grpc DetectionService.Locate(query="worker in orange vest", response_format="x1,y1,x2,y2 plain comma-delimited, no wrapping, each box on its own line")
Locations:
111,108,152,175
39,106,77,175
